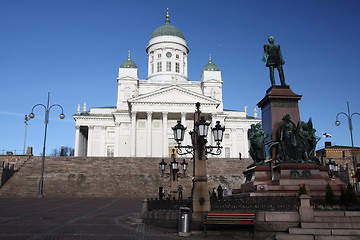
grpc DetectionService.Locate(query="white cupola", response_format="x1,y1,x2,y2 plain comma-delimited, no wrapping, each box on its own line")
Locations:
146,8,189,83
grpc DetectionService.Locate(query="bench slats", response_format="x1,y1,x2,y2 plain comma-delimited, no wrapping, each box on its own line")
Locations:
203,211,255,238
204,211,255,224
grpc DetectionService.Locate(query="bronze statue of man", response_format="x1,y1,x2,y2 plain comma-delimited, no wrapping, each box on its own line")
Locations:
262,36,286,86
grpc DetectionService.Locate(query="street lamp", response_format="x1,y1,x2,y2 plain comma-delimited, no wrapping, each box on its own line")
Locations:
23,115,30,155
172,102,225,227
29,92,65,197
172,104,225,160
159,150,187,181
335,101,360,190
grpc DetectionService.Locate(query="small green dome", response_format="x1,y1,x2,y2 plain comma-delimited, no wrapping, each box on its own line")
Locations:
150,20,185,40
203,61,219,71
120,58,137,68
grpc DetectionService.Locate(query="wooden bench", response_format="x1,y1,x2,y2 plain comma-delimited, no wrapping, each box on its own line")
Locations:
203,211,256,238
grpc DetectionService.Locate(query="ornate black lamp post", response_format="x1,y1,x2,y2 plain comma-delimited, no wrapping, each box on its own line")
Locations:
335,102,360,190
172,102,225,227
159,149,187,199
29,92,65,197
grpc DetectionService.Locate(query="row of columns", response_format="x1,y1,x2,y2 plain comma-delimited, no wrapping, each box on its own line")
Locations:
74,112,249,158
131,111,172,157
130,111,208,158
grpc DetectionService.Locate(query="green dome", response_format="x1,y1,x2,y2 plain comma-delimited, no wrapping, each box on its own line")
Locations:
203,61,219,71
120,59,137,68
150,20,185,40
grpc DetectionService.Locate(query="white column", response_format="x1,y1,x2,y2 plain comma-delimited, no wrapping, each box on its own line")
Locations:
181,112,186,125
131,111,137,157
210,113,217,146
147,111,153,157
82,132,87,156
231,128,237,158
242,128,249,158
87,126,94,156
181,112,187,144
74,125,80,156
114,122,121,157
101,126,106,156
162,111,168,157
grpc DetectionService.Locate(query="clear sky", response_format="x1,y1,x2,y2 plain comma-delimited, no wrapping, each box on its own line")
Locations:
1,0,360,155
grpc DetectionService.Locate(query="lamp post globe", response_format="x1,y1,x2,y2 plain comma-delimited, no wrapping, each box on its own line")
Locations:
335,120,340,126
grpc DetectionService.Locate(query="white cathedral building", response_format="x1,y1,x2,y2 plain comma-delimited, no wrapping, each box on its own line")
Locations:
73,10,260,158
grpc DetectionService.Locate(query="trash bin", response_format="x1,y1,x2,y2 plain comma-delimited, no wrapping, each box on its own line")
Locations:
178,207,191,237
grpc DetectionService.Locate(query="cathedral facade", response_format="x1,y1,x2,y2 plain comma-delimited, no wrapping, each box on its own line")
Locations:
73,11,260,158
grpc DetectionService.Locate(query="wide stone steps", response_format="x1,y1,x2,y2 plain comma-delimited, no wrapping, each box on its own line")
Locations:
276,211,360,240
0,156,247,198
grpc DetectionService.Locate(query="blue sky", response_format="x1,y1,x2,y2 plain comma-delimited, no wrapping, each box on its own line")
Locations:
1,0,360,155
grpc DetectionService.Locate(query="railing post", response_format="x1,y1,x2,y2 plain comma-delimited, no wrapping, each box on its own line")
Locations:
299,194,314,222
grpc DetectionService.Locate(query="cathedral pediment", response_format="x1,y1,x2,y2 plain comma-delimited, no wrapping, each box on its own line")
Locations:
128,85,220,106
202,78,222,83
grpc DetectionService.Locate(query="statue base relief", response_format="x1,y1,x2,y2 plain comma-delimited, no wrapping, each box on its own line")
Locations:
257,85,302,161
233,163,345,198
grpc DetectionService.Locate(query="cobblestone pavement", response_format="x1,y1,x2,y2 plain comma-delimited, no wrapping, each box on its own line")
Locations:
0,198,268,240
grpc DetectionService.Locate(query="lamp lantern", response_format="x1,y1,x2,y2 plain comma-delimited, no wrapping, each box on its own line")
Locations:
212,121,225,143
180,159,188,172
171,158,179,171
197,116,210,137
159,159,167,172
172,121,186,143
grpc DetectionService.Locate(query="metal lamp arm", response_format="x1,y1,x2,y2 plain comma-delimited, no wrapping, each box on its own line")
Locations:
175,145,193,155
351,113,360,118
31,104,46,113
205,144,223,155
336,112,349,121
49,104,64,113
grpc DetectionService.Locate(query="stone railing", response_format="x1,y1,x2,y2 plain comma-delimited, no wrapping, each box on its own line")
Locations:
145,196,299,212
211,196,300,211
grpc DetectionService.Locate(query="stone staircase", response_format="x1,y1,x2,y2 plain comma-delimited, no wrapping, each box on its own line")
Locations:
0,156,247,198
276,210,360,240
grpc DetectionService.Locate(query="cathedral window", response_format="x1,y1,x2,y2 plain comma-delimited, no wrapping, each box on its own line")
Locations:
225,147,231,158
175,62,180,73
176,54,179,59
157,62,162,72
151,63,154,73
157,54,162,58
166,62,171,71
107,145,114,157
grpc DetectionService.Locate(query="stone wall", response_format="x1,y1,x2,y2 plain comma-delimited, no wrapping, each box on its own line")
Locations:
0,156,252,198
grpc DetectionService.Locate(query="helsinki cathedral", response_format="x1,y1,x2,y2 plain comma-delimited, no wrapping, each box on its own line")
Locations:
73,10,260,158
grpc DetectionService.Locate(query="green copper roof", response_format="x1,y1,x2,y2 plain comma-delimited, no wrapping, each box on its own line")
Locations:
203,61,219,71
120,59,137,68
150,20,185,40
